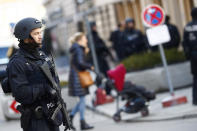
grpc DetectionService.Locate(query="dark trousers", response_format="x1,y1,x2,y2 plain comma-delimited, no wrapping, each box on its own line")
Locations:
193,75,197,104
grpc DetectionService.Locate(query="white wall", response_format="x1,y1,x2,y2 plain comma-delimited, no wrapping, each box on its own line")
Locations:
0,0,46,47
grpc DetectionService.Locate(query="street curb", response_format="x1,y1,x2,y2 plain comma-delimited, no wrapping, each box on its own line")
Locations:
123,113,197,123
86,105,113,119
87,105,197,122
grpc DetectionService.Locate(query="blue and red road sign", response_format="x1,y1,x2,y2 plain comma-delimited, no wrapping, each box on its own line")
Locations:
142,5,165,27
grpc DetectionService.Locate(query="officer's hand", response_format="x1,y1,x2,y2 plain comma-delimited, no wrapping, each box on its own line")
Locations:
91,66,94,71
185,53,191,60
47,87,58,101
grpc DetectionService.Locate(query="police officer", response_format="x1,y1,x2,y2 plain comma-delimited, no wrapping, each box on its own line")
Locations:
89,22,114,95
182,8,197,105
109,21,125,61
7,18,63,131
122,18,146,58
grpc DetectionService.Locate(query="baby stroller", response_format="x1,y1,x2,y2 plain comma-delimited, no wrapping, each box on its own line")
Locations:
107,64,155,122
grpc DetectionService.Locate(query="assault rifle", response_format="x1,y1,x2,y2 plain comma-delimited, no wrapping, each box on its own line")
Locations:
40,61,72,131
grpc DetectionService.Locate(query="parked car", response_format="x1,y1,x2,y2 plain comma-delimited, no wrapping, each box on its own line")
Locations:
0,47,21,121
0,47,9,72
0,91,21,121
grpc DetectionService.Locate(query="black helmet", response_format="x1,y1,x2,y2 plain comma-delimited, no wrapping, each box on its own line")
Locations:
125,18,135,24
14,17,42,40
90,21,96,28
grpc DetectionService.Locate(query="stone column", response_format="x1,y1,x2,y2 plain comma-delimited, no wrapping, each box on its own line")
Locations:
107,4,117,31
123,0,130,18
161,0,184,36
131,0,143,31
161,0,170,14
95,7,103,36
140,0,153,10
193,0,197,6
178,0,187,28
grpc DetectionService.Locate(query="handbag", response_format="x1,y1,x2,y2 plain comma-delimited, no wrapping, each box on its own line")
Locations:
78,71,94,88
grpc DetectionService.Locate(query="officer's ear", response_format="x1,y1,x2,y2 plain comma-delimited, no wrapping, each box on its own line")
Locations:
23,38,29,43
24,38,34,43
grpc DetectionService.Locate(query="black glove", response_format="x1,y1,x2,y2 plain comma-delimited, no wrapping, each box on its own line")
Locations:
47,87,58,101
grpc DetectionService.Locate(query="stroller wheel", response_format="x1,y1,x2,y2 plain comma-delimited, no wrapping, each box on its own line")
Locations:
140,107,149,117
113,114,121,122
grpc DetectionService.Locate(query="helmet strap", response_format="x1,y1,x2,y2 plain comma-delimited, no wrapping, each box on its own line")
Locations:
20,35,39,49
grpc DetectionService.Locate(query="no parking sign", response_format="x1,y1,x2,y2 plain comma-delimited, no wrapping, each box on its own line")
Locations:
143,4,170,46
142,4,165,27
142,5,188,107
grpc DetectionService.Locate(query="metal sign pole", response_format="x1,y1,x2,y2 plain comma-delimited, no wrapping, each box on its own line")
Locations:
143,4,187,108
158,44,174,95
84,17,100,74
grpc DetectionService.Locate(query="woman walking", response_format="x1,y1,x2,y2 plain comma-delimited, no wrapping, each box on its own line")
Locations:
68,32,94,130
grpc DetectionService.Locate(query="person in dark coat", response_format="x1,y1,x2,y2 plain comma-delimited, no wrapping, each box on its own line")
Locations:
109,21,125,61
182,8,197,105
163,15,181,49
68,32,94,130
150,15,181,51
122,18,147,58
7,18,63,131
90,22,113,77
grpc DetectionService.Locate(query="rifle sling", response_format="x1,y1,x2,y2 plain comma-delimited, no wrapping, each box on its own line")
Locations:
40,61,72,130
39,61,58,91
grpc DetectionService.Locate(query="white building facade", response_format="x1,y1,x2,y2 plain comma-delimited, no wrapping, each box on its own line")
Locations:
44,0,197,52
0,0,46,47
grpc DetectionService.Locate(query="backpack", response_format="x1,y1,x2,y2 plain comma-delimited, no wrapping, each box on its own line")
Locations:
0,70,11,93
1,77,11,93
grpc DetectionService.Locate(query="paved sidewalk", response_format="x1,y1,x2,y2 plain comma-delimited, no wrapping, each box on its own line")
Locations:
86,87,197,122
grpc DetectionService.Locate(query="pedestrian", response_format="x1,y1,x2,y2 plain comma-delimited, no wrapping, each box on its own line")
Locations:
109,21,125,61
182,8,197,105
122,18,146,58
89,22,113,75
90,21,114,95
163,15,180,49
68,32,94,130
7,17,66,131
